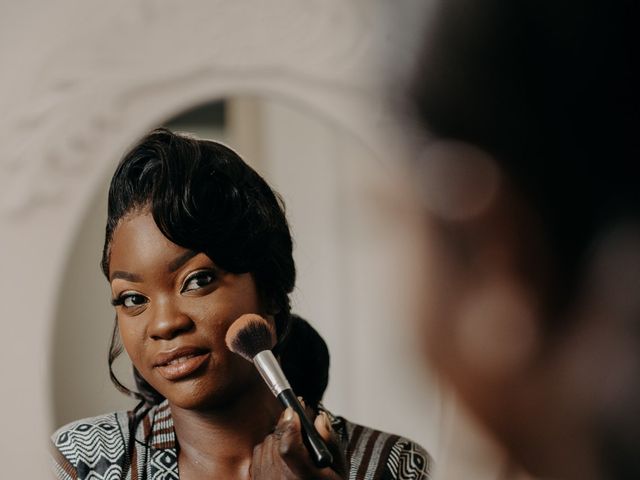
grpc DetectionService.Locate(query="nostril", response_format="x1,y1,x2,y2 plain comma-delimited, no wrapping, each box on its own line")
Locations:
148,311,194,340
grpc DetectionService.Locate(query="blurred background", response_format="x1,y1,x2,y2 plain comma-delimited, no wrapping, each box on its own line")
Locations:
0,1,529,478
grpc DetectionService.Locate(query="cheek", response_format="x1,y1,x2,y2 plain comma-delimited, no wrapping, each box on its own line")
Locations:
117,316,145,364
198,286,263,328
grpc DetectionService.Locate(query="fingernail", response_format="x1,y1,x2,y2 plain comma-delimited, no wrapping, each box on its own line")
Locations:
283,407,294,422
297,396,306,408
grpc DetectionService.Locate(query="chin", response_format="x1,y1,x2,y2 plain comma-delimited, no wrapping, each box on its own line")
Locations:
159,369,263,411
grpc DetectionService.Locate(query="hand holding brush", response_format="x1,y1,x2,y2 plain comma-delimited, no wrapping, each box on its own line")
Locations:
225,313,335,469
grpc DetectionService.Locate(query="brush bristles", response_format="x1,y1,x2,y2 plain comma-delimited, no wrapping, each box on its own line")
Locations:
225,314,277,362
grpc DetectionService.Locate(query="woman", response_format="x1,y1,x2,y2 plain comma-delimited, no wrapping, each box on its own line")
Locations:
51,129,431,479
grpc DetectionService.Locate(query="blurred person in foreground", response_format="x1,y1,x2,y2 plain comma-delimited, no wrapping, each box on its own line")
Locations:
407,1,639,479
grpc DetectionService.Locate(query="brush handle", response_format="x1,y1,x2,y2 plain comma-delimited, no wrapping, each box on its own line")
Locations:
278,388,334,469
252,351,333,468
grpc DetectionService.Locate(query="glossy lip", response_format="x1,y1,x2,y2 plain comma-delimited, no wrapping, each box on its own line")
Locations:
153,346,211,381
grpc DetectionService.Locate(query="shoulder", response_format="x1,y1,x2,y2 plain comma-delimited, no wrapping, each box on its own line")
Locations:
384,434,433,480
50,411,131,479
51,411,130,456
325,410,433,480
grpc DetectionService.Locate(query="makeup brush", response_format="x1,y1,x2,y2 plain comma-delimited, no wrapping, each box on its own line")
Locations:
225,313,334,468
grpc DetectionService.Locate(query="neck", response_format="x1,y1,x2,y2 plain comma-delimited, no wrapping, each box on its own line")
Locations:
170,381,282,478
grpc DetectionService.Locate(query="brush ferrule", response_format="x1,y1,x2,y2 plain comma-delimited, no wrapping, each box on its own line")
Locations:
253,350,290,397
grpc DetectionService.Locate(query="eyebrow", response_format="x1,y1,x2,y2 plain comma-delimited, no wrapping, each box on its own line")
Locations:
110,271,143,282
168,250,199,273
109,250,199,283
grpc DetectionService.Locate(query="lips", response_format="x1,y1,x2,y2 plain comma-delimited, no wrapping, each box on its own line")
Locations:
153,347,211,381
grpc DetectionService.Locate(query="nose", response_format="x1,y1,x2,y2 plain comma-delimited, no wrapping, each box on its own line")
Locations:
148,297,194,340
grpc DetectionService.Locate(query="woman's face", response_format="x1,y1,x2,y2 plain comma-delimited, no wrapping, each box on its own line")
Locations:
108,210,268,409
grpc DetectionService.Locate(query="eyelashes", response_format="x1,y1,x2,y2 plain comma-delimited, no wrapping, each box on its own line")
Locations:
181,269,217,293
110,296,124,307
111,293,148,308
111,269,218,309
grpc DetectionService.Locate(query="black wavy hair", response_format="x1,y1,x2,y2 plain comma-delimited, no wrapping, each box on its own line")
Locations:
102,128,297,405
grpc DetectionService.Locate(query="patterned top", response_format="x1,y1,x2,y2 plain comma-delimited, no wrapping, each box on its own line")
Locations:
51,400,432,479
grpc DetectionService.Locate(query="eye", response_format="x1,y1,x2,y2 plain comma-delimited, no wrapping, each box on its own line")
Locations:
182,270,217,293
112,292,148,309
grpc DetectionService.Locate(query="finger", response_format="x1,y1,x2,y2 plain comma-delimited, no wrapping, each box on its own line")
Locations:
276,407,305,457
251,441,264,478
262,432,275,471
280,408,348,479
251,435,273,478
275,407,321,477
252,430,281,479
314,411,347,476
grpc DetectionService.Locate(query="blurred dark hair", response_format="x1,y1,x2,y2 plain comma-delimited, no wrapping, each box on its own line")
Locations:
410,0,639,317
411,3,640,477
103,128,296,404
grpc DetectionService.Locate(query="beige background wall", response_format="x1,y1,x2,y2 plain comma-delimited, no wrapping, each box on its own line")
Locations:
1,1,508,478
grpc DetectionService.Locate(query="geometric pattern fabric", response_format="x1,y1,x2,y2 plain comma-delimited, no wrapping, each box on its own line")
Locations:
51,400,432,480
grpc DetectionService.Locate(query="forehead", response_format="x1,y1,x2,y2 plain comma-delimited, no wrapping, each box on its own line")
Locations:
109,211,189,275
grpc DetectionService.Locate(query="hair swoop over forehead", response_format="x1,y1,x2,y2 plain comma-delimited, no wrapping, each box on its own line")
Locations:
102,128,295,322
